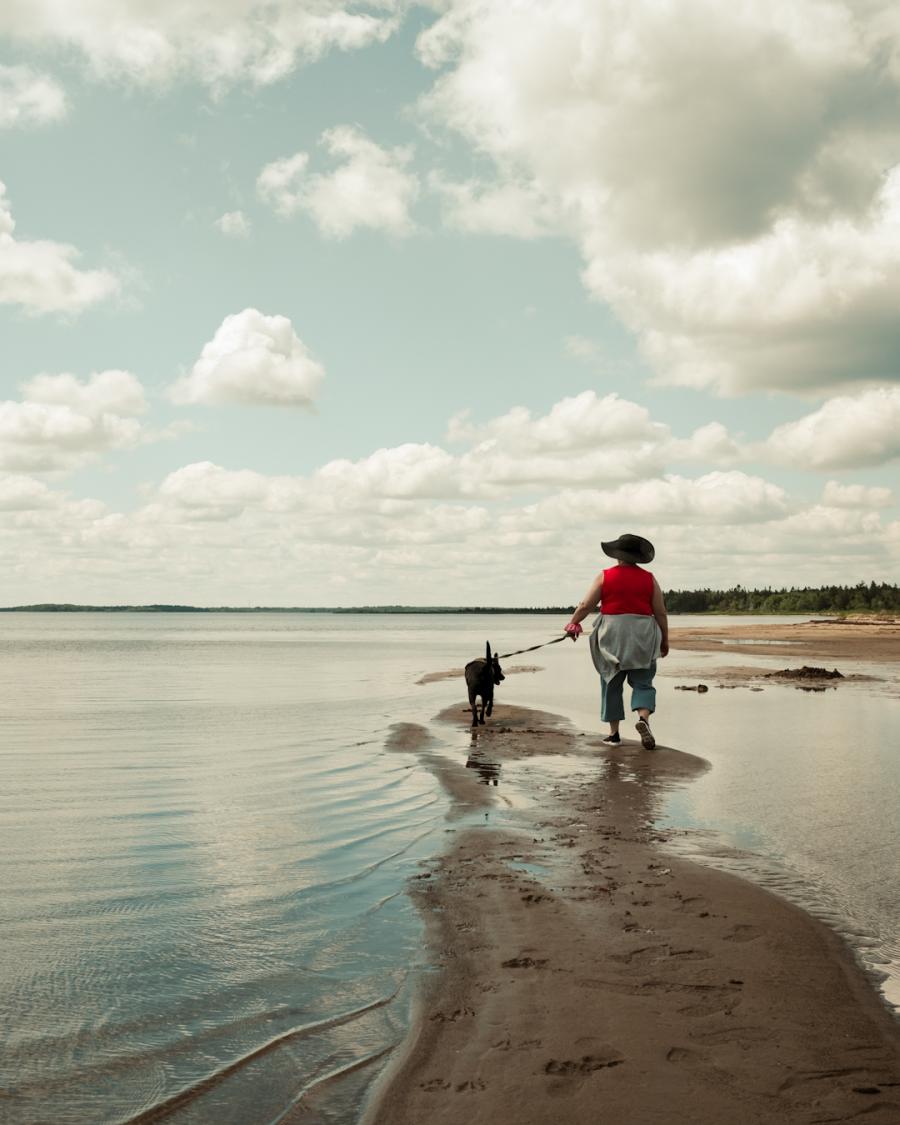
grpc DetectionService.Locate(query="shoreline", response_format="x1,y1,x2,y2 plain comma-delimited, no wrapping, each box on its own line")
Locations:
669,618,900,662
364,699,900,1124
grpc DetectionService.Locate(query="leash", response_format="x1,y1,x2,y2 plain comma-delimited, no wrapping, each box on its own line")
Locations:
497,634,572,660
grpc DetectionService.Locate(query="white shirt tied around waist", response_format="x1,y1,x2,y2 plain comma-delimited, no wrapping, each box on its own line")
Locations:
589,613,662,683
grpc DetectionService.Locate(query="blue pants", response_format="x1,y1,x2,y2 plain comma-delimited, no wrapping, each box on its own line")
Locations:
601,661,657,722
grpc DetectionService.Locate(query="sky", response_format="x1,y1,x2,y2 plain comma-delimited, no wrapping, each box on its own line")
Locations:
1,0,899,607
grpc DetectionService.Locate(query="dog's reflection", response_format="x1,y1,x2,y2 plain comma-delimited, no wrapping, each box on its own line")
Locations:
466,730,501,787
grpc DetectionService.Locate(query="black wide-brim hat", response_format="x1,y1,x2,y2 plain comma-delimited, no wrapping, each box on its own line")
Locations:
601,533,655,564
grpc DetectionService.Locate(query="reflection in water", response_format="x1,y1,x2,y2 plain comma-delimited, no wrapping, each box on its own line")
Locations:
465,756,501,786
465,730,501,786
0,615,450,1125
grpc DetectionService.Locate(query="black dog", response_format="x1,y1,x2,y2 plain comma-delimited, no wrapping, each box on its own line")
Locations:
464,641,505,727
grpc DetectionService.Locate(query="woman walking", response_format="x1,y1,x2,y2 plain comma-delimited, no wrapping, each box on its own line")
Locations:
564,533,668,749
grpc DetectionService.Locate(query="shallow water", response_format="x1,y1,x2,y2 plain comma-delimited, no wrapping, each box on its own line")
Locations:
1,612,897,1124
496,621,900,1010
655,649,900,1009
0,614,459,1124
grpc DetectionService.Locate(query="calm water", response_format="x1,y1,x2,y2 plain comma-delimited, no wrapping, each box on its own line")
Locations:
1,613,898,1123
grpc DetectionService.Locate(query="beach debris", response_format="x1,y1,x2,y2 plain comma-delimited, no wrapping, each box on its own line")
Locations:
764,666,844,681
819,614,899,626
674,683,709,692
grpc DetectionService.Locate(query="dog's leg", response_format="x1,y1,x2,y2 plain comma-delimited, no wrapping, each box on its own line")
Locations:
468,688,479,727
478,698,486,725
486,690,494,717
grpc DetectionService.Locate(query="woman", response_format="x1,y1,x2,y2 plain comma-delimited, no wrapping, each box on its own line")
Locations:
563,533,668,750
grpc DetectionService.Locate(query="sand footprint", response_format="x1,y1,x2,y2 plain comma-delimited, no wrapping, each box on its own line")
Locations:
430,1007,475,1022
676,982,743,1018
420,1078,451,1092
666,1046,701,1065
723,923,763,943
668,947,713,961
544,1048,624,1075
691,1024,769,1047
609,945,664,966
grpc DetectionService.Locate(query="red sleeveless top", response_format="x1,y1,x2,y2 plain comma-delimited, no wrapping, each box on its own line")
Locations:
601,565,654,616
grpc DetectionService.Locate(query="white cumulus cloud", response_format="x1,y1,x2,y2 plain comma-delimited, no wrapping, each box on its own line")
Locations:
256,153,310,217
0,370,147,472
586,169,900,394
764,387,900,469
0,1,400,89
2,404,896,603
672,422,743,465
449,392,677,490
0,64,67,127
449,392,667,452
507,472,790,532
158,462,275,520
257,126,419,237
418,0,900,395
0,474,59,510
0,180,121,314
170,308,324,407
430,173,557,238
315,444,459,501
822,481,894,508
22,369,147,416
308,392,745,502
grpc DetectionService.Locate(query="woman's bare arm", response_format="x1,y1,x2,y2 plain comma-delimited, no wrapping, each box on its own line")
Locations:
651,576,669,657
568,573,604,630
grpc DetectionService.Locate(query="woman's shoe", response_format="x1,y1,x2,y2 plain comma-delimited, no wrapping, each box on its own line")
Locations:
635,719,656,751
601,732,621,745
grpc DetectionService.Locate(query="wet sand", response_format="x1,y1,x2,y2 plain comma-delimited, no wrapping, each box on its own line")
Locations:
417,664,543,685
669,617,900,662
366,704,900,1124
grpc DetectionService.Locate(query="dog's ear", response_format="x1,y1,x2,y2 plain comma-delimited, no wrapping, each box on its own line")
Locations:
485,641,492,661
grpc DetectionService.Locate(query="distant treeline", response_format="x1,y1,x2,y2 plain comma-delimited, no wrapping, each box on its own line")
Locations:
662,582,899,614
1,584,898,614
0,603,576,614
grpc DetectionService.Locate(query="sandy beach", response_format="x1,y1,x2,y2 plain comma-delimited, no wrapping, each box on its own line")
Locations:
669,616,900,663
364,623,900,1125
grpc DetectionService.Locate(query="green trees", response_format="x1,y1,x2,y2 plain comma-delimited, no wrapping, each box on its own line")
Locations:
663,582,899,614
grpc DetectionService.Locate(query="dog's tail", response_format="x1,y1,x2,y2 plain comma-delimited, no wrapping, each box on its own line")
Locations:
486,640,492,662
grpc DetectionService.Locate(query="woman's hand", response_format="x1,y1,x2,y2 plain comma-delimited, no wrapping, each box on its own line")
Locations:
564,622,583,641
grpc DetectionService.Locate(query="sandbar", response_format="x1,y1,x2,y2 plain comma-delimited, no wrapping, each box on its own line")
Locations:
366,699,900,1124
